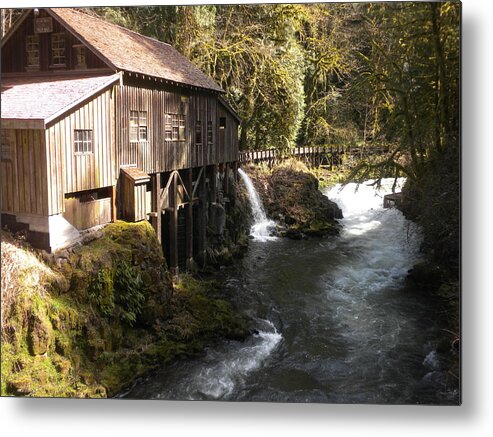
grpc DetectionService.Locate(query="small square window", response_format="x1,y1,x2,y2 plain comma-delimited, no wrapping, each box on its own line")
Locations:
74,130,93,154
165,113,186,141
219,117,226,129
139,126,148,141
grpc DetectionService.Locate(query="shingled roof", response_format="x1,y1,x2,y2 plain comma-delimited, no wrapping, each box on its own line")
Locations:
48,8,224,93
1,74,119,127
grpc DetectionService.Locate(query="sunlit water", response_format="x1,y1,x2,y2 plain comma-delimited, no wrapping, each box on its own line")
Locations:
121,178,459,404
238,168,277,242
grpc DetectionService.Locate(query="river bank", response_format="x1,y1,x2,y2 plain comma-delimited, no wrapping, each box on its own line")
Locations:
0,223,249,398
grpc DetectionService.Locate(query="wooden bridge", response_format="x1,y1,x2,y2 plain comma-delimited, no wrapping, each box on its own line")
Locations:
238,145,389,168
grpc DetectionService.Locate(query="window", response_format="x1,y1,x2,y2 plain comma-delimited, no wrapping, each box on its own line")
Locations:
219,117,226,129
74,45,86,68
1,130,12,161
164,114,172,140
195,120,202,145
74,130,93,154
164,114,186,141
130,111,148,142
51,33,66,66
207,121,213,144
26,35,40,68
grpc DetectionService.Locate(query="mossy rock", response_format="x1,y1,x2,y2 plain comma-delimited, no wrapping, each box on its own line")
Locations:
244,164,342,239
28,312,54,356
407,261,443,291
6,375,33,396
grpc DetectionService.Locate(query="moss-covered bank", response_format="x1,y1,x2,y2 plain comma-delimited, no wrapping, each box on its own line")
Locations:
244,160,342,239
1,222,248,398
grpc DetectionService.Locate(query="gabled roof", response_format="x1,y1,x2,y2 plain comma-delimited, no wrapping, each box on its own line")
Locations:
47,8,224,93
1,74,119,128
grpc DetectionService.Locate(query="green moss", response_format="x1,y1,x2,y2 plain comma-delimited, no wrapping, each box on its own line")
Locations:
2,222,248,398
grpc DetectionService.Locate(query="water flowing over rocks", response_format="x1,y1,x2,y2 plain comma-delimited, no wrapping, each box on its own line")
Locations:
242,161,343,239
122,177,458,404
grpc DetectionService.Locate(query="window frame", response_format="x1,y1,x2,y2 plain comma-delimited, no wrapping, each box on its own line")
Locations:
219,117,226,130
207,121,213,145
164,113,186,142
195,120,202,146
1,130,13,162
130,110,148,142
74,44,86,69
74,129,93,155
51,32,66,66
26,34,40,69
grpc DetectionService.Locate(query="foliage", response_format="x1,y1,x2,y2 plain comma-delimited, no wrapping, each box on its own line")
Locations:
1,223,248,398
113,260,146,325
349,2,460,182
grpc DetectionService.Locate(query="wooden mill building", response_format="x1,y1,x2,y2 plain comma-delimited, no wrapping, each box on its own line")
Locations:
1,7,240,271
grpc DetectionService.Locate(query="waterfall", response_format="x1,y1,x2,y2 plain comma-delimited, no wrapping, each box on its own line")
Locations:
238,168,277,241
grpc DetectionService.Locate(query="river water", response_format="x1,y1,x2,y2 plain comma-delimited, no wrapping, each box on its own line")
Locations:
122,178,459,404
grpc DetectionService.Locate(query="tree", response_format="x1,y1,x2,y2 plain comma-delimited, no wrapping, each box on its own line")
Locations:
348,1,460,183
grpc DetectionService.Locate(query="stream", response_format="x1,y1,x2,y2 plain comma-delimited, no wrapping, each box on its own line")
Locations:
122,177,459,404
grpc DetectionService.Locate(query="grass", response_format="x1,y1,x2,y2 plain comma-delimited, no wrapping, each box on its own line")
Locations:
1,224,249,398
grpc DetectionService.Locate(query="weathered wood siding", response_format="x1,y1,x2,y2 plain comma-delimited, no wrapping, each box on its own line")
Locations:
45,87,116,215
1,9,109,74
217,102,239,164
64,196,112,230
116,79,239,174
1,129,48,216
120,175,148,222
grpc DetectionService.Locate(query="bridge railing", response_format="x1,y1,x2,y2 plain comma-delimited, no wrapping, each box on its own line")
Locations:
238,145,389,167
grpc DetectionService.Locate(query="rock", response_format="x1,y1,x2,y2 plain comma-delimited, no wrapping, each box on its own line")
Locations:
407,261,443,290
208,203,226,236
7,377,32,396
55,257,68,269
40,250,53,264
284,228,303,240
28,313,53,355
56,249,70,260
245,164,342,238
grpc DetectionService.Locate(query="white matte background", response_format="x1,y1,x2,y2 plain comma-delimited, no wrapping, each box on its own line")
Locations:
0,0,490,435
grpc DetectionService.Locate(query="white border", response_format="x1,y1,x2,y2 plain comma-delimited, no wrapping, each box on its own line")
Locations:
2,1,493,436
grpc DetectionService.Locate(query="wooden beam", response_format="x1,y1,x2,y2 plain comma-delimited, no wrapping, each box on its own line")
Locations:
151,173,162,243
169,171,178,273
224,162,230,197
191,166,204,198
197,166,208,266
175,170,190,201
111,185,117,222
210,164,218,204
185,168,194,270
